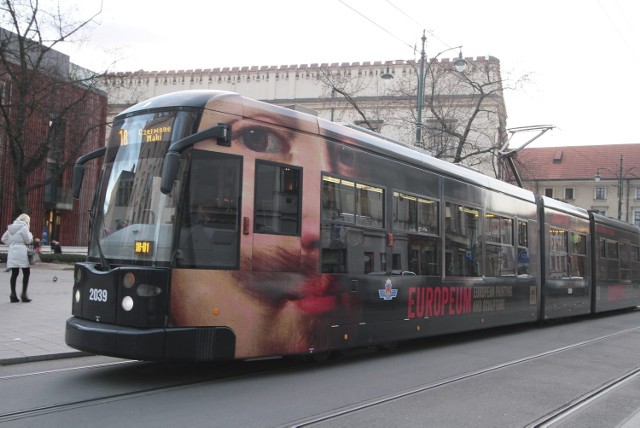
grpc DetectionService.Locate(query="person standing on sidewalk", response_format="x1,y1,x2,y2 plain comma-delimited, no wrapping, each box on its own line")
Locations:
1,213,33,303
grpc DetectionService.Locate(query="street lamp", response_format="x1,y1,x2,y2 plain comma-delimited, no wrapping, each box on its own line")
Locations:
381,30,467,148
594,154,636,221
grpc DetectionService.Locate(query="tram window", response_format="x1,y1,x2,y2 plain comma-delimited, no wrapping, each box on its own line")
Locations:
364,251,374,274
357,183,384,228
392,234,440,276
392,254,402,271
445,202,480,277
393,192,438,234
485,213,515,277
620,243,631,280
548,228,568,278
569,233,587,278
254,162,300,235
607,240,619,259
486,245,515,277
320,175,386,274
571,233,587,255
321,175,384,228
177,151,241,269
600,238,607,258
320,224,386,274
485,213,513,245
322,176,355,222
604,239,620,279
517,221,530,276
518,221,528,247
631,245,640,280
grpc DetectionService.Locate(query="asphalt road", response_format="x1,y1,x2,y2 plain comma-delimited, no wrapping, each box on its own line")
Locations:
2,309,640,427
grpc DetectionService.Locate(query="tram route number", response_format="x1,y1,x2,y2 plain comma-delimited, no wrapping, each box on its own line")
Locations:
89,288,108,303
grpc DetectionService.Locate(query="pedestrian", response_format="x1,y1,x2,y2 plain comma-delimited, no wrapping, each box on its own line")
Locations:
33,237,42,253
1,213,33,303
51,240,62,254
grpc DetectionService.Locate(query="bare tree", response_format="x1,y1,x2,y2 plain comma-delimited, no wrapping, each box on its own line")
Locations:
317,56,529,177
0,0,107,219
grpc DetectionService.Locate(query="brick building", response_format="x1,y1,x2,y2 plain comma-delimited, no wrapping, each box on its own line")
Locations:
0,32,108,246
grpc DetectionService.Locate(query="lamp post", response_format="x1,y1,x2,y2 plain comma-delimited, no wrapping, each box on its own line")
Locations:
594,154,635,221
381,30,467,149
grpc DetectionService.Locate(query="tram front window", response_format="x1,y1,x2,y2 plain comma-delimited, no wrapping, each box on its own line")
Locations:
90,110,196,265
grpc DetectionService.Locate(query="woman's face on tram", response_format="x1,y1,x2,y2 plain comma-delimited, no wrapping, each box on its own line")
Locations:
171,111,360,357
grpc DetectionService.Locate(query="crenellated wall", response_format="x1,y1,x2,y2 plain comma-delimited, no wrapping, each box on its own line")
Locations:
102,56,505,175
104,56,499,106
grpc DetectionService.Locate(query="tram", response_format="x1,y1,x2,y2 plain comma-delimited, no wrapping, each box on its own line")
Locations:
65,90,640,361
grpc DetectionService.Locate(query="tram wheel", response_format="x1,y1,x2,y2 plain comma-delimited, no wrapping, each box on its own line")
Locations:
308,351,333,363
379,342,399,351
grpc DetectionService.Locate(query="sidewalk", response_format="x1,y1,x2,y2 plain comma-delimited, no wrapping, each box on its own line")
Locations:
0,262,89,365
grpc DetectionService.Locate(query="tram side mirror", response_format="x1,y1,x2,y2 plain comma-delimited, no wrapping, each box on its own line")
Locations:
72,147,106,200
72,164,85,199
161,152,181,194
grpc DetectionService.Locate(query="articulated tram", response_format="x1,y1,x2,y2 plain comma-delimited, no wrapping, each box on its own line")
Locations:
65,90,640,361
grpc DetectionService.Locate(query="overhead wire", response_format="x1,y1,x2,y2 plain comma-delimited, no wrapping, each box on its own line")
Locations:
384,0,455,49
337,0,413,51
338,0,457,56
595,0,640,64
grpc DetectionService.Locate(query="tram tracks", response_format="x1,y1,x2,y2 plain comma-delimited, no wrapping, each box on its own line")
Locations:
528,367,640,427
0,359,139,382
286,325,640,427
2,324,640,426
0,357,302,424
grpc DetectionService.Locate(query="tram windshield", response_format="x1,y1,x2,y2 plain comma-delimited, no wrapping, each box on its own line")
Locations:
88,110,198,265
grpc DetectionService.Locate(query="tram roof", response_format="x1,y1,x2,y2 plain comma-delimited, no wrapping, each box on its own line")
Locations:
121,90,536,203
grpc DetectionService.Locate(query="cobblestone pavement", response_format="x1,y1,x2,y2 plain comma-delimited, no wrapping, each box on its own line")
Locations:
0,262,86,365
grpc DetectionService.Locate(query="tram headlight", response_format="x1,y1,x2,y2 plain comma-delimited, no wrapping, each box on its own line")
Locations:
74,290,81,303
123,272,136,288
122,296,134,311
74,268,82,283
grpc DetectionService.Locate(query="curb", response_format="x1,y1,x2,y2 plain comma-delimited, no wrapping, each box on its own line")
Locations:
0,351,93,366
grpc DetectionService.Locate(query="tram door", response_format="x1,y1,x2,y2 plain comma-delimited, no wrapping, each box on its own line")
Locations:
177,151,242,269
252,162,302,272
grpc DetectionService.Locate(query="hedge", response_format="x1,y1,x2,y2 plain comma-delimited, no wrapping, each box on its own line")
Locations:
0,252,87,264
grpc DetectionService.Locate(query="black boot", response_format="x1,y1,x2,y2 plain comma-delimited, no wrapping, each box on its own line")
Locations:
10,281,18,302
21,274,31,302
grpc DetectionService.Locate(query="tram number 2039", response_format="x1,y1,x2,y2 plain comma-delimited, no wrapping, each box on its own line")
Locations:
89,288,108,303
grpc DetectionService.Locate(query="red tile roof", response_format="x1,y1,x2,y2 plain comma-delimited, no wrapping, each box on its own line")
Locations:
513,143,640,181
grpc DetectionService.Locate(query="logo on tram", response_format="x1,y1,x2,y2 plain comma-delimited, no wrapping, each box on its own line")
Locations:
379,279,399,301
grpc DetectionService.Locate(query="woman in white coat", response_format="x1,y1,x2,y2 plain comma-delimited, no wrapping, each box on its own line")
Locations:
1,213,33,302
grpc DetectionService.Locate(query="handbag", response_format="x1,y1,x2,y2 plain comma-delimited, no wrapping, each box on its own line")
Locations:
28,247,39,264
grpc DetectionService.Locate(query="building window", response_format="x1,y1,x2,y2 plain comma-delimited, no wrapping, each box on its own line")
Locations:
591,207,607,216
635,211,640,228
564,187,575,200
636,187,640,200
595,187,607,200
544,188,554,198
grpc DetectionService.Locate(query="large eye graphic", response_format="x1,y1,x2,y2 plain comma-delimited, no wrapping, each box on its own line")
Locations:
238,126,290,154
